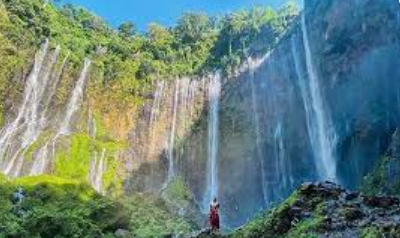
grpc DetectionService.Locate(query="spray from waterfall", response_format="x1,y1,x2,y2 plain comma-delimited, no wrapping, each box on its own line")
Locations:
291,15,337,182
203,73,221,210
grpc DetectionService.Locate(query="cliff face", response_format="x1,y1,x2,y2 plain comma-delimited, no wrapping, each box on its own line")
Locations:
0,0,399,230
179,0,400,227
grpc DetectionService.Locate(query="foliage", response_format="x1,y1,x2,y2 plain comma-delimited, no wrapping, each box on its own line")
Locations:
0,174,130,238
361,157,390,196
163,176,191,202
232,192,300,238
1,0,299,97
0,174,196,238
125,193,193,238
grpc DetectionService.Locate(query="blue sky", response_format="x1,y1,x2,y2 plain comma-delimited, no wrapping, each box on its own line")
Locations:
60,0,301,31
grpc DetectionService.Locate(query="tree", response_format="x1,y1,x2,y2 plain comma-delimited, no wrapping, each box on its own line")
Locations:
118,21,137,38
175,12,213,45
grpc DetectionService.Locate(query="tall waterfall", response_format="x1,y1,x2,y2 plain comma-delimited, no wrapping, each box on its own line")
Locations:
168,80,179,179
248,58,268,204
0,40,62,176
40,52,70,128
292,15,337,181
203,73,221,209
31,58,90,176
161,79,180,189
59,59,91,136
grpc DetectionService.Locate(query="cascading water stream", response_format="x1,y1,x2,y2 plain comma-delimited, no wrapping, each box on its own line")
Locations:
168,80,179,180
0,41,49,162
149,81,165,127
291,15,337,182
203,73,221,210
13,45,61,177
40,52,70,128
248,58,269,204
59,59,91,136
89,149,107,193
31,59,91,175
273,122,294,194
22,45,60,148
0,40,62,176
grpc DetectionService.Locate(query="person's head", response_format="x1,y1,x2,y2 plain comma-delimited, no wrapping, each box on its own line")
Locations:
213,197,217,203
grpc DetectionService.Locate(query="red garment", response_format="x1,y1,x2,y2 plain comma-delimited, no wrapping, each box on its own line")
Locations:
209,207,220,230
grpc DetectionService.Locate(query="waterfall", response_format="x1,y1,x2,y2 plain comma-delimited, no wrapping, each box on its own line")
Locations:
31,58,90,176
168,80,179,180
291,15,337,181
30,142,51,176
88,113,97,139
203,73,221,209
149,81,165,127
89,149,107,193
59,59,91,136
248,58,268,204
40,52,70,128
22,45,60,148
0,40,59,176
273,122,294,195
179,78,190,129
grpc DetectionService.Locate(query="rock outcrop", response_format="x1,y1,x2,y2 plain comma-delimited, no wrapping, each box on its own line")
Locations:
192,182,400,238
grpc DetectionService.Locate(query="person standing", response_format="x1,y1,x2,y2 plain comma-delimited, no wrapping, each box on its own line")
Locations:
209,198,220,233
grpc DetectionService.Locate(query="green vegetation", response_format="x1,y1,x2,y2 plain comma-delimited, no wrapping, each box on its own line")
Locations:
163,177,192,203
361,156,400,196
228,192,322,238
0,0,299,106
0,175,130,238
0,175,194,238
125,193,193,238
361,227,383,238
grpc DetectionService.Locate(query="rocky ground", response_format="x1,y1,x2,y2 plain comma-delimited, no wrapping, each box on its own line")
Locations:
190,182,400,238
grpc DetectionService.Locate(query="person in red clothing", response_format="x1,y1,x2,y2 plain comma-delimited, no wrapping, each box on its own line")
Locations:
209,198,220,233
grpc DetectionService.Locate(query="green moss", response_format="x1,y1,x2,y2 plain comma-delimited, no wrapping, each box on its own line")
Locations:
12,175,96,201
53,133,125,196
361,227,384,238
54,133,92,181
